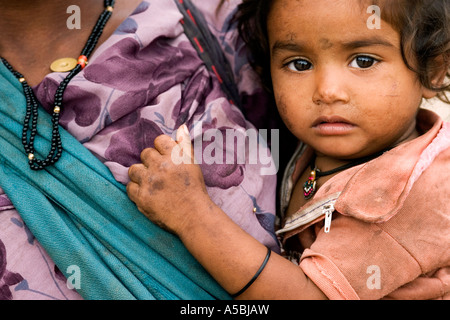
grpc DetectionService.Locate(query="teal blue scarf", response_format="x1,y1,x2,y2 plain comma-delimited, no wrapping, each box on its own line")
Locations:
0,63,230,300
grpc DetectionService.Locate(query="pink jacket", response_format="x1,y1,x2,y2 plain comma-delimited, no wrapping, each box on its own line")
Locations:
277,109,450,300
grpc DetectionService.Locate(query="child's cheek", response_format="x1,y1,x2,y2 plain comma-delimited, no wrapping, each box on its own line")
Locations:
389,81,400,97
274,93,295,131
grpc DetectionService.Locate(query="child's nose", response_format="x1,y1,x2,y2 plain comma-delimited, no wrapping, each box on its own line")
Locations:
312,66,350,106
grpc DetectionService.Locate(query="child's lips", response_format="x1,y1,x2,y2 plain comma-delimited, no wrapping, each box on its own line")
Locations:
312,116,356,136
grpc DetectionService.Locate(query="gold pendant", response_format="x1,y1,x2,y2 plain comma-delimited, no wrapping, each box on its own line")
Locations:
50,58,78,72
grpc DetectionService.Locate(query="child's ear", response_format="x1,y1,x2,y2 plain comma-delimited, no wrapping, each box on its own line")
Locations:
422,55,449,99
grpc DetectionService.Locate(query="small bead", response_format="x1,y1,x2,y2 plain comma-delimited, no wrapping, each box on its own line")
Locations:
19,78,26,83
77,55,88,69
106,6,114,12
54,106,61,114
253,207,257,213
28,153,35,161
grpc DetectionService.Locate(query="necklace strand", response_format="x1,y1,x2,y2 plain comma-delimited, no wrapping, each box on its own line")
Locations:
303,149,388,200
0,0,115,171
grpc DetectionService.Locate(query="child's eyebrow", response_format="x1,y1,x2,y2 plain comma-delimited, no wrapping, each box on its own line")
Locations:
340,37,395,50
271,41,304,55
271,37,395,55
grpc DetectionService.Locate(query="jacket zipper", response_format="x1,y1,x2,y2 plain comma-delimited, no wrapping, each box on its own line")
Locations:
277,199,338,236
323,203,335,233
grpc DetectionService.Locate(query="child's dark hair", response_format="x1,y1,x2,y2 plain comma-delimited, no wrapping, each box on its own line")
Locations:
234,0,450,103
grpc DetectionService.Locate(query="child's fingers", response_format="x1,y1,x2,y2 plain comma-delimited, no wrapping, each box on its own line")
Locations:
128,163,147,184
126,181,140,204
154,134,177,155
175,124,194,162
140,148,161,167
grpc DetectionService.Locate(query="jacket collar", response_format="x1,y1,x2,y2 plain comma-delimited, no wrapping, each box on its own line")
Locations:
280,109,449,233
335,109,448,222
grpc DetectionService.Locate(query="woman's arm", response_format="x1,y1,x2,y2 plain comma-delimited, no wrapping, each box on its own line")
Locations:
126,126,327,300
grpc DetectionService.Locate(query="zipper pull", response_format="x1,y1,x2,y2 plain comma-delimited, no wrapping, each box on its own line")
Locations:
323,204,335,234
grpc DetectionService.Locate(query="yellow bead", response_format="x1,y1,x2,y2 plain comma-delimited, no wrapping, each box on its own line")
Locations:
106,6,114,12
19,78,26,83
253,207,257,213
28,153,35,161
54,106,61,114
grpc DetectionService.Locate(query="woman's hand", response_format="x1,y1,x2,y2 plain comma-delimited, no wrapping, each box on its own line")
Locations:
127,125,214,235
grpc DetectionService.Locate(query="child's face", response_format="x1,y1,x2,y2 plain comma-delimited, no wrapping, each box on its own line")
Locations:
268,0,435,159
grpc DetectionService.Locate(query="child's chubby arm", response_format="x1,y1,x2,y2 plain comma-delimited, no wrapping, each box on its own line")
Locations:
127,125,327,300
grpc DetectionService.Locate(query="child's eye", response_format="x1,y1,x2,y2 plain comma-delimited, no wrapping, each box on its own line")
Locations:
286,59,313,72
349,56,379,69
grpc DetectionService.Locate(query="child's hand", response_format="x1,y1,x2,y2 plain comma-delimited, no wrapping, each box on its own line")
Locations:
127,125,213,235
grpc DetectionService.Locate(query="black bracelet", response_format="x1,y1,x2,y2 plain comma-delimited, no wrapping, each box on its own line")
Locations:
230,246,272,298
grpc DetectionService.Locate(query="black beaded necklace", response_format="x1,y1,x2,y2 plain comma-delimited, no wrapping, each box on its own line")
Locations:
0,0,115,171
